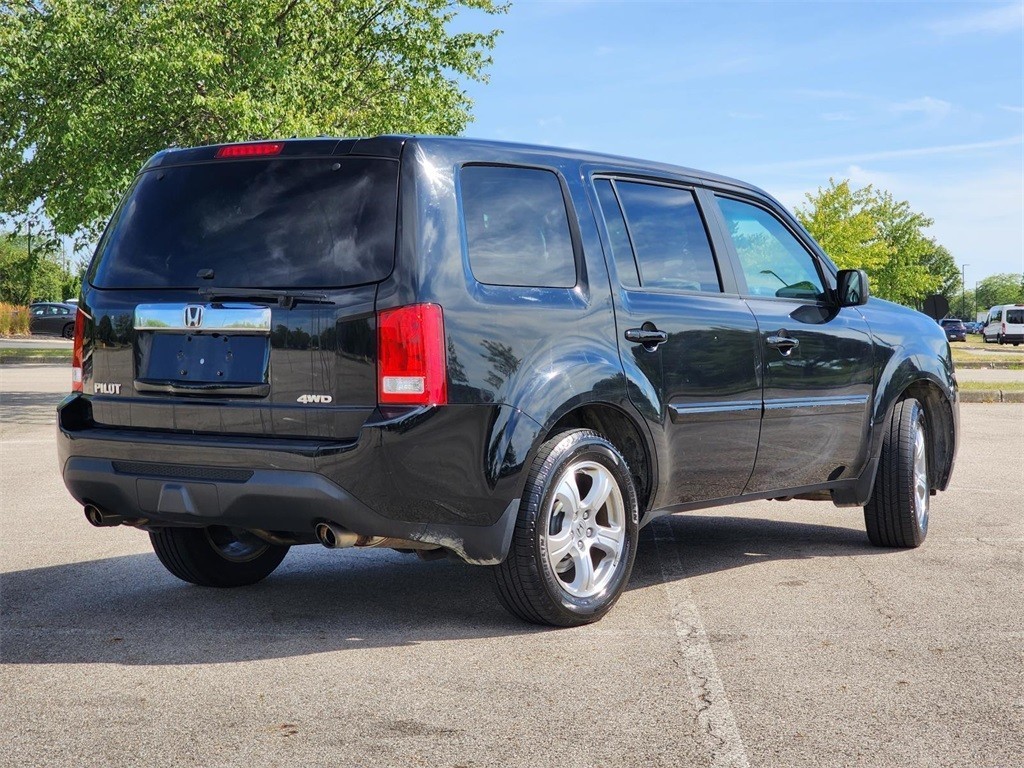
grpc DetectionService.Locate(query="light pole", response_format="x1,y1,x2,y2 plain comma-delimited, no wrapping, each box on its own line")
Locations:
960,263,968,319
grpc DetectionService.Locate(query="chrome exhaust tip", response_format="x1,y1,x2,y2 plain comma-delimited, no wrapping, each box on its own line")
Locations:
315,521,358,549
84,504,126,527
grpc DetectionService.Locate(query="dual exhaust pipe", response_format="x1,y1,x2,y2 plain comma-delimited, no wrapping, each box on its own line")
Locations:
84,506,435,555
314,521,439,552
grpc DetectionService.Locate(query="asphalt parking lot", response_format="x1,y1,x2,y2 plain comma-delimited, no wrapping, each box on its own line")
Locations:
1,365,1022,768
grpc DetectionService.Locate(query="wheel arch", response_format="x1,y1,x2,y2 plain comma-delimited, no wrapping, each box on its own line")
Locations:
873,365,957,493
539,400,656,518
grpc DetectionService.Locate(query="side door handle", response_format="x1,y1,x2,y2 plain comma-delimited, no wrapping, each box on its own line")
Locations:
624,326,669,350
766,333,799,356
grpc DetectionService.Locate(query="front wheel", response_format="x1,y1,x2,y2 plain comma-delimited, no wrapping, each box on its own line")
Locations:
493,429,639,627
864,398,930,548
150,526,289,587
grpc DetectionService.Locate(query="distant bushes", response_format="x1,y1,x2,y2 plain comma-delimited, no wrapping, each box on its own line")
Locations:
0,303,29,336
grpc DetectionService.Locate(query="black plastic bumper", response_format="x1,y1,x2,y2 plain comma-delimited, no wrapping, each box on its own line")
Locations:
57,394,530,564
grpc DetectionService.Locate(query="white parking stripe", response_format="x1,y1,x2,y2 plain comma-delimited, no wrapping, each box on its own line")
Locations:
655,523,751,768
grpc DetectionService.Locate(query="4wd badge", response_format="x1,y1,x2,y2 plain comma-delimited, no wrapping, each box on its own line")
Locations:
297,394,333,404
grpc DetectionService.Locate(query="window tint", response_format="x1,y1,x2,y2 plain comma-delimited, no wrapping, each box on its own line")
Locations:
461,166,576,288
90,158,399,289
612,181,720,293
1007,309,1024,324
594,179,640,288
717,196,826,302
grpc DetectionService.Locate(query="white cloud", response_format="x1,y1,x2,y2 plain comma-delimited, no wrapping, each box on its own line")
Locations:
739,135,1023,173
821,111,856,122
890,96,953,120
999,105,1024,114
928,3,1023,36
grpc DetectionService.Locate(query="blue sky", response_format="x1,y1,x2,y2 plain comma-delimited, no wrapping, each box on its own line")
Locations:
457,1,1024,283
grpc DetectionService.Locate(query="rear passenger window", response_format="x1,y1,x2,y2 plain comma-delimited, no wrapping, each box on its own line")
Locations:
613,181,721,293
1007,309,1024,324
461,166,576,288
594,179,640,288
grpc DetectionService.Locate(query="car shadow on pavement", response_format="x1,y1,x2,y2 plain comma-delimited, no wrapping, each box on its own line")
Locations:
630,511,886,589
1,513,892,666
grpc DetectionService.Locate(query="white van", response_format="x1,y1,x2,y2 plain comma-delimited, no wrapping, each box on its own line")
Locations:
982,304,1024,345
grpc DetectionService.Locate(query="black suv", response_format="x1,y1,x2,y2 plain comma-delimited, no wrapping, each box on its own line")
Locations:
58,136,958,626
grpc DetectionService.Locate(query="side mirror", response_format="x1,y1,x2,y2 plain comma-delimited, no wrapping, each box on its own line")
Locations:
836,269,869,307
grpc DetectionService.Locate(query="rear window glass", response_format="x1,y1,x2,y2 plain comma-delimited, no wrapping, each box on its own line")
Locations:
460,165,576,288
1006,309,1024,324
89,157,399,289
614,181,721,293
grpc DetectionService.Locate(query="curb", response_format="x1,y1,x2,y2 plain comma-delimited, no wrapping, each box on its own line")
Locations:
960,389,1024,403
0,356,72,365
954,362,1023,370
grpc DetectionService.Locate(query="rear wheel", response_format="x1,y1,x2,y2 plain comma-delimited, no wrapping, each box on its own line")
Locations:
493,429,639,627
61,323,74,339
864,398,930,548
150,526,289,587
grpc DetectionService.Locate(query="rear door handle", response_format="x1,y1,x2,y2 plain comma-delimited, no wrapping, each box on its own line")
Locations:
624,327,669,349
766,334,799,356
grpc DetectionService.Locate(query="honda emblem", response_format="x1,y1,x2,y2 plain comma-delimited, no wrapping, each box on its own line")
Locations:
184,305,204,328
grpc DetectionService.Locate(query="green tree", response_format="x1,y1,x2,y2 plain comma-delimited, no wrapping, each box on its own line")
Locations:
795,178,890,274
0,233,79,303
922,242,961,301
796,179,950,307
869,190,938,307
0,0,506,242
976,273,1024,311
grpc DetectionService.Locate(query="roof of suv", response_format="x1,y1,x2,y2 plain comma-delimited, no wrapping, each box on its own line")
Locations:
141,134,761,196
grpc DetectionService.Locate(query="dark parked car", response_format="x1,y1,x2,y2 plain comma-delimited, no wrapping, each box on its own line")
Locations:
29,302,77,338
940,318,967,342
963,321,981,334
57,136,958,626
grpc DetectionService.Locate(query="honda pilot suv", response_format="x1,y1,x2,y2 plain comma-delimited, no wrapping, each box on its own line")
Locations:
58,136,958,626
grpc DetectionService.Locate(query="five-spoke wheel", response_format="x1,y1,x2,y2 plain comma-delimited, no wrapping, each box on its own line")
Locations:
494,429,639,626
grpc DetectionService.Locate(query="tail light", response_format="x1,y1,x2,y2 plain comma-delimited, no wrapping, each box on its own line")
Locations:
71,308,86,392
377,304,447,406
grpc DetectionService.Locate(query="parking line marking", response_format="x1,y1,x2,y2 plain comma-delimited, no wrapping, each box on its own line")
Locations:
654,525,750,768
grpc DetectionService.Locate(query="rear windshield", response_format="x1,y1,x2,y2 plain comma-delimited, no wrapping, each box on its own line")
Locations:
89,157,399,289
941,319,964,328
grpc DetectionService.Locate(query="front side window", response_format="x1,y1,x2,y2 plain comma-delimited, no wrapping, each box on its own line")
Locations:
717,196,826,302
613,181,720,293
461,165,576,288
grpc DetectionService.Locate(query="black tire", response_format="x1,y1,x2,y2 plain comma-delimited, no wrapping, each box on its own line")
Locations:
493,429,639,627
997,334,1004,345
150,526,289,587
61,323,74,339
864,398,930,548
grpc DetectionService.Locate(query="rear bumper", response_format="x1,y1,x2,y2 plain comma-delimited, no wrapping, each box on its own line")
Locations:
57,394,535,564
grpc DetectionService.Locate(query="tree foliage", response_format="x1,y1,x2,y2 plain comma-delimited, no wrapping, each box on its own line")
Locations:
976,272,1024,310
0,0,506,242
0,233,80,303
795,178,951,307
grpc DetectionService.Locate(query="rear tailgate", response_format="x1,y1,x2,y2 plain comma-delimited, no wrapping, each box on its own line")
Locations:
80,145,398,441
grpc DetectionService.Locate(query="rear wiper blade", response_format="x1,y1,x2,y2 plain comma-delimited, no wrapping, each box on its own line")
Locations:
198,287,334,309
